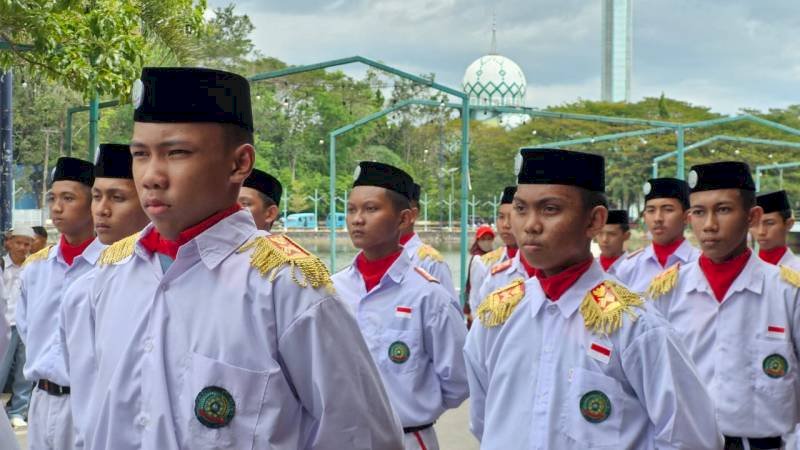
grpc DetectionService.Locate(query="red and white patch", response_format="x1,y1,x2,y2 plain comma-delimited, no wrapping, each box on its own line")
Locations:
587,342,612,364
395,306,413,319
767,325,787,340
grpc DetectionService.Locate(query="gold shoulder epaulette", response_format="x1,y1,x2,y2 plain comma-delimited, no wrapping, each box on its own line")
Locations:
98,232,139,266
414,266,440,283
417,244,444,263
476,278,525,328
238,234,332,290
480,247,504,266
646,262,680,299
580,281,643,335
23,245,53,266
626,247,644,259
491,259,512,275
780,265,800,288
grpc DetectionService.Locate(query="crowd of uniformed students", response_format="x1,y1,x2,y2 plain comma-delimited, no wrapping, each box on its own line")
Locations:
0,66,797,450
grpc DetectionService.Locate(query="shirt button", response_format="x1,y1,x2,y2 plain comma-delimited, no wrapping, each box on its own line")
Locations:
547,305,558,314
143,339,154,353
136,415,149,428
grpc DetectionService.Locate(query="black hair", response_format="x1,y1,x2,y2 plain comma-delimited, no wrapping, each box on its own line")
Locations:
779,209,793,221
32,226,47,238
739,189,756,211
222,123,254,149
385,189,411,212
410,199,419,209
580,188,608,211
257,191,277,209
617,222,630,233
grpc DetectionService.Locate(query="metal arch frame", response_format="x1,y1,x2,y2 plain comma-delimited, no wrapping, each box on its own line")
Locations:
64,99,120,158
755,161,800,192
248,57,472,303
654,135,800,178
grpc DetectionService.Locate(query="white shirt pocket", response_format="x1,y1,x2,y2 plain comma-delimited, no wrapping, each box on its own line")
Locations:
182,351,273,450
560,367,624,448
381,328,423,375
753,338,796,420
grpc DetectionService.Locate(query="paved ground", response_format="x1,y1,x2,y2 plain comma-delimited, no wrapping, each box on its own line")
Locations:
12,400,478,450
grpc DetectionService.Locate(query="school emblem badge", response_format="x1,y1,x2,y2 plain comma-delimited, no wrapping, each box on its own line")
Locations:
579,390,612,423
763,354,788,379
194,386,236,428
388,341,410,364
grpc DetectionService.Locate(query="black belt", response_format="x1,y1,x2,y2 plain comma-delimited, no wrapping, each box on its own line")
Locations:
403,423,434,434
37,379,70,396
724,436,782,450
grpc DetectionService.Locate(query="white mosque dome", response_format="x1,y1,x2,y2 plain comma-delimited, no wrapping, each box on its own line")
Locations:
462,54,527,108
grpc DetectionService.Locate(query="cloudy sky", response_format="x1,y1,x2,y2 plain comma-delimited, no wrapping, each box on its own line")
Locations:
210,0,800,114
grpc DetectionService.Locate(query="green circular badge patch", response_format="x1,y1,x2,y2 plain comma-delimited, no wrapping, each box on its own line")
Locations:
763,354,789,379
194,386,236,428
388,341,410,364
579,390,612,423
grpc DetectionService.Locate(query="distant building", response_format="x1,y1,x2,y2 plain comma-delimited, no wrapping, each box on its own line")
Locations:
462,18,528,127
601,0,632,102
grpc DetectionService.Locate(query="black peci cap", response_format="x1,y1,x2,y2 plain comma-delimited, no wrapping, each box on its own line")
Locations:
688,161,755,193
132,67,253,132
94,144,133,179
757,190,791,214
52,157,94,187
515,148,604,192
606,209,629,225
352,162,415,200
243,169,282,206
500,186,517,204
643,178,690,209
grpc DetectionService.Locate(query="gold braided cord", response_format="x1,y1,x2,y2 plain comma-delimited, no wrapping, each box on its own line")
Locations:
22,245,52,267
476,278,525,328
646,263,680,299
480,247,503,266
98,232,140,266
417,244,444,262
780,265,800,288
580,281,643,335
238,235,332,291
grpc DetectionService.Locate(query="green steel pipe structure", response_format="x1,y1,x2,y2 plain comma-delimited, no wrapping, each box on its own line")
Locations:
755,161,800,191
533,127,672,149
64,99,119,156
653,135,800,177
248,57,471,304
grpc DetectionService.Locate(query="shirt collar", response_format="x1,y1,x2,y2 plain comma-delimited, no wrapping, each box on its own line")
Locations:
530,260,605,319
135,210,257,270
686,251,765,298
402,232,423,252
644,238,695,264
347,249,412,290
53,237,105,266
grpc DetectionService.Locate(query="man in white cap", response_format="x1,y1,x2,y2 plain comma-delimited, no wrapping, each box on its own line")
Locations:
0,312,21,449
0,225,35,428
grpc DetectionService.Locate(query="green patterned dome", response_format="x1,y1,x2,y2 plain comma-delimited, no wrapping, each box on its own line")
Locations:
462,54,527,108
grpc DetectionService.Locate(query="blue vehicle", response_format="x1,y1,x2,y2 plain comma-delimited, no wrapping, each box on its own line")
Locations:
284,213,317,230
326,212,346,229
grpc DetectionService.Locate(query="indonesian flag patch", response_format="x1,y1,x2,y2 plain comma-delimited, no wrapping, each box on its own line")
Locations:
395,306,413,319
588,342,612,364
767,325,787,340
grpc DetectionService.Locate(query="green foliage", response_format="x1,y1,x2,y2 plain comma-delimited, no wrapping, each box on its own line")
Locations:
0,0,206,98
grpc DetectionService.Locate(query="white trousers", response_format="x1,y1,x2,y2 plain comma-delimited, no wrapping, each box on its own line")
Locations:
28,387,74,450
0,410,20,450
403,427,438,450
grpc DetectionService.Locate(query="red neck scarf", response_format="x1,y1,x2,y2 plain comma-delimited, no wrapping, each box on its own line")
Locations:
355,249,402,292
60,235,95,266
140,204,242,260
652,237,685,267
698,249,752,302
399,232,415,246
534,258,594,302
520,254,537,278
759,246,788,266
599,254,622,272
506,246,518,259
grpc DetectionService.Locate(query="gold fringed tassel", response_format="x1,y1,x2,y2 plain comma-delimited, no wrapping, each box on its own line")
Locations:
646,264,679,299
780,265,800,288
22,245,52,266
581,281,643,335
98,233,139,266
239,236,333,291
475,279,525,328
